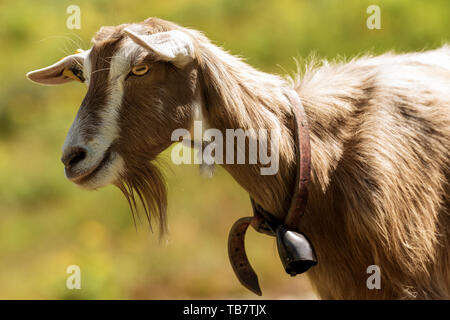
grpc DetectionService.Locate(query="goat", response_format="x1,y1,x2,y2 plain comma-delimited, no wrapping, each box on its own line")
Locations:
26,17,450,299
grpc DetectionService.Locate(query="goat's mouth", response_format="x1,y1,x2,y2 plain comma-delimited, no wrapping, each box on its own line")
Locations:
66,149,115,186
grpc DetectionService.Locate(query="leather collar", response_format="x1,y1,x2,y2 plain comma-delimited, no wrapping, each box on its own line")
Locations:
227,91,316,295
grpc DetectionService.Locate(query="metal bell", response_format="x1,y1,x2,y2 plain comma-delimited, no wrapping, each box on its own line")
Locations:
276,225,317,276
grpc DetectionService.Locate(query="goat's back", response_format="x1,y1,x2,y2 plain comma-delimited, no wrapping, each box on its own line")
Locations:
297,45,450,299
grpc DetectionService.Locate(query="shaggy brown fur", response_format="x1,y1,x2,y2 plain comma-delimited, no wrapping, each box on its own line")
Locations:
128,20,450,298
296,53,450,299
187,22,450,298
29,17,450,299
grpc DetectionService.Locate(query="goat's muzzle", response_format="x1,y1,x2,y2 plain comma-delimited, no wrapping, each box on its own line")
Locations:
61,143,115,186
61,146,87,169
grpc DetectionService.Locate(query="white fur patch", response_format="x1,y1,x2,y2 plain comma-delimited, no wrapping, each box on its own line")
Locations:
80,153,125,189
83,49,92,87
63,46,129,188
87,44,131,182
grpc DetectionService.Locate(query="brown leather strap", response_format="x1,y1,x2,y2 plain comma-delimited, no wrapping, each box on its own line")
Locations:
285,92,311,230
251,91,311,231
228,217,262,296
227,91,312,295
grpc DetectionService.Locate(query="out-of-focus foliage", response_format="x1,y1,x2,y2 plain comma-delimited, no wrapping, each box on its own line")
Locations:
0,0,448,299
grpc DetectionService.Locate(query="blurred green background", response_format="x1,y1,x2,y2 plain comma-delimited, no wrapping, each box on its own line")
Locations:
0,0,448,299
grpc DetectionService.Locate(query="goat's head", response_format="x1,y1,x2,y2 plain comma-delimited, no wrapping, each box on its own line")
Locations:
26,18,203,232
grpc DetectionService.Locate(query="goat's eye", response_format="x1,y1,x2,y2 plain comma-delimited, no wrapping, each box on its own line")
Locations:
131,65,149,76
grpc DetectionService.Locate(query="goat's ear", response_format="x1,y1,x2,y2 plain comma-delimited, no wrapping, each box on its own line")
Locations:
26,49,89,85
124,29,195,68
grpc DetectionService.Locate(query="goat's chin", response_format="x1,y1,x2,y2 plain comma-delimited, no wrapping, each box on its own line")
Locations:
71,152,125,190
114,161,168,237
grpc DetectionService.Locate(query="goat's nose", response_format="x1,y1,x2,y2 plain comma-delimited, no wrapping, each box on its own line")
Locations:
61,146,87,168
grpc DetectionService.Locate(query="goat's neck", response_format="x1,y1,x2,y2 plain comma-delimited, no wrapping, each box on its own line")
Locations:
197,43,351,218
